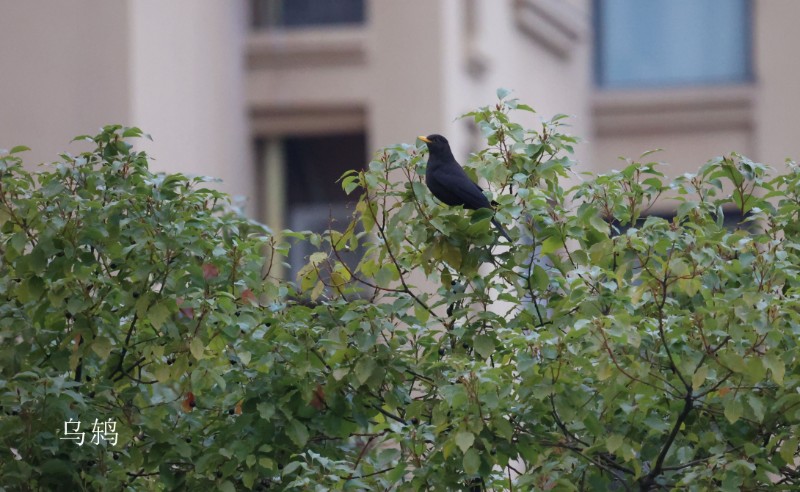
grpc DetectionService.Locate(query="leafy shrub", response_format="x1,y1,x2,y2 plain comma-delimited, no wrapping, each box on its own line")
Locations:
2,91,800,491
0,126,280,490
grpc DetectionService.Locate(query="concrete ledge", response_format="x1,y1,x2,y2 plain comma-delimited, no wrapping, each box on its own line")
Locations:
593,85,756,136
250,106,365,137
514,0,587,58
247,27,367,69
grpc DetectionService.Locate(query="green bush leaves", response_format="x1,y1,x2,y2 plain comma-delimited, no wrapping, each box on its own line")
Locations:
2,99,800,490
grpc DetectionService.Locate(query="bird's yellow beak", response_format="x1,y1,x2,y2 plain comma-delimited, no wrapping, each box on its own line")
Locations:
418,135,431,143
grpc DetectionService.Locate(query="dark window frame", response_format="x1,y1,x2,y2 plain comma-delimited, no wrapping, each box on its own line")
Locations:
253,132,368,284
251,0,366,30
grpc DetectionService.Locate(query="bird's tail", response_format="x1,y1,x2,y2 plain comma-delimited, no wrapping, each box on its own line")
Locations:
491,219,512,242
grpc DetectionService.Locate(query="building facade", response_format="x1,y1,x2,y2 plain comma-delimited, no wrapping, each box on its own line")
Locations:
2,0,800,240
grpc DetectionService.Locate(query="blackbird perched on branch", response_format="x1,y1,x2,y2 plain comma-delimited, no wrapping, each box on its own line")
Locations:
419,134,511,241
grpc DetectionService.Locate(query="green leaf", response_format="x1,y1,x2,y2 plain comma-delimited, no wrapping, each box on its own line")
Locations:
148,303,171,331
387,463,407,483
763,354,785,385
747,394,765,423
691,365,708,390
470,207,494,224
257,403,275,420
10,231,27,254
463,448,481,475
282,461,302,476
494,417,513,441
154,364,171,384
341,173,361,195
375,264,399,287
9,145,31,154
242,471,256,489
441,384,468,408
725,398,743,424
355,357,376,385
414,303,430,324
442,243,462,269
531,265,549,290
455,431,475,453
286,419,309,447
310,280,324,301
190,337,205,360
258,457,274,470
780,437,798,464
122,127,143,138
309,251,328,266
28,246,47,273
606,434,624,453
473,335,495,359
91,337,112,359
718,353,747,373
332,367,349,381
297,263,318,291
540,235,562,255
589,214,609,234
238,351,251,366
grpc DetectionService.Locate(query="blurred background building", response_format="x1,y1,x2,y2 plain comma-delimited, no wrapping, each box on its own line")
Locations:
2,0,799,271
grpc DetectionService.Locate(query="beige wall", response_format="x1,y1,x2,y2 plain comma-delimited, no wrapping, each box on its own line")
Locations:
0,1,252,212
0,1,130,164
128,0,253,212
592,86,756,185
367,0,447,152
247,28,370,117
754,0,800,168
441,0,592,165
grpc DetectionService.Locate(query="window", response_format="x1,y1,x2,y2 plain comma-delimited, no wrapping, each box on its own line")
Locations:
594,0,752,88
252,0,365,29
256,133,367,281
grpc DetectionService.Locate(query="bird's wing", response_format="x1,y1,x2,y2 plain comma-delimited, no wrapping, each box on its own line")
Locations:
432,166,492,210
469,179,502,208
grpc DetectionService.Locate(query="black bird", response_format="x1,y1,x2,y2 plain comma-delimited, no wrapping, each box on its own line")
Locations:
419,134,511,241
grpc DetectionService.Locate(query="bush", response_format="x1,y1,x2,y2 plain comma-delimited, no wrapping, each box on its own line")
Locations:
2,92,800,490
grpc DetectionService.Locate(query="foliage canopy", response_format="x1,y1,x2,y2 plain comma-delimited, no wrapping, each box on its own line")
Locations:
2,94,800,490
